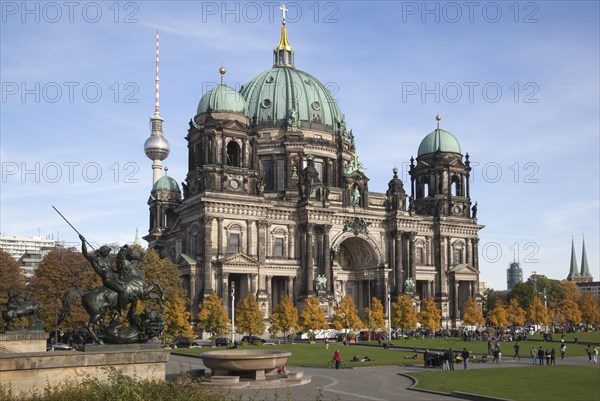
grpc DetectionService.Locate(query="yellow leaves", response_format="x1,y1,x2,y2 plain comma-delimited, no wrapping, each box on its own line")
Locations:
197,292,230,336
270,294,299,335
364,297,386,331
235,293,265,336
392,295,417,331
505,298,526,327
331,295,361,331
418,297,441,332
579,293,600,325
165,296,193,338
486,301,509,328
300,295,328,332
462,297,486,327
0,249,25,304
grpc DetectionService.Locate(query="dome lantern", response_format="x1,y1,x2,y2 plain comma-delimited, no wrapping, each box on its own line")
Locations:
273,5,294,68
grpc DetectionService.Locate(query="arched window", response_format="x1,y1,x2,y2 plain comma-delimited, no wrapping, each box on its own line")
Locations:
423,182,429,197
226,140,240,167
451,175,460,196
226,224,243,254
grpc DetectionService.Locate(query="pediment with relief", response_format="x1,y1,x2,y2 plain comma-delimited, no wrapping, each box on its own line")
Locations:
222,120,248,131
221,253,260,268
450,263,478,276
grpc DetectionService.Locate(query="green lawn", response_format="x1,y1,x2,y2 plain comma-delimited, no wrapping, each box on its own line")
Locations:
176,343,425,367
409,365,600,401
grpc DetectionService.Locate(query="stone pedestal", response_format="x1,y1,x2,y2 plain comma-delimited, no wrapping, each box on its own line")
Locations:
0,346,169,397
0,331,46,354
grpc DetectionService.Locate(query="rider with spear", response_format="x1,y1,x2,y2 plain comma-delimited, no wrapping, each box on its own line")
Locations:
79,234,129,318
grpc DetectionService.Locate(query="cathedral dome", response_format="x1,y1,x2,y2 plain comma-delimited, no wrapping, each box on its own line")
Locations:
417,128,461,157
241,67,345,132
152,174,180,194
197,83,246,115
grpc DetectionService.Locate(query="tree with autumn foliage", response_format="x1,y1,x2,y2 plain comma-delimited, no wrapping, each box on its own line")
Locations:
418,297,441,333
139,248,193,339
332,294,362,334
299,295,328,334
363,297,386,332
235,293,265,336
197,292,230,338
505,298,526,328
392,295,417,333
527,296,549,326
486,301,509,329
0,249,26,306
270,295,299,342
462,298,485,327
27,248,101,332
579,293,600,326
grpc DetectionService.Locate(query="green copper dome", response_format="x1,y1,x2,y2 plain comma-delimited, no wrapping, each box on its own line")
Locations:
241,67,345,132
197,83,246,115
152,175,181,193
417,128,462,157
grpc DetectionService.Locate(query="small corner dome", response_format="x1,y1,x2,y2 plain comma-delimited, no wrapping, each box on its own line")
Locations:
417,128,462,157
152,175,180,194
197,83,247,115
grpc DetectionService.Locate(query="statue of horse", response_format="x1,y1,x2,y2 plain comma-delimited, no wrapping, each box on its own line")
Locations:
61,245,165,344
2,291,41,329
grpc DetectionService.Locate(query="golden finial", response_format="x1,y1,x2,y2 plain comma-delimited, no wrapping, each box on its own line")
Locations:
219,65,226,84
436,113,441,129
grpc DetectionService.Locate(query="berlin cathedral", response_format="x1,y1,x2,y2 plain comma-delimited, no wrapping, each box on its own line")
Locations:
143,13,484,329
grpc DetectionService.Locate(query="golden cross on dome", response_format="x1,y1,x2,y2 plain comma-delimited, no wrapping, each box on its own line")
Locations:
280,4,288,22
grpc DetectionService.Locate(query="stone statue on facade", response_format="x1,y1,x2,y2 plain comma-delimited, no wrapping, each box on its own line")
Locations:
404,277,415,296
300,155,321,200
315,274,327,294
351,185,361,207
471,202,478,218
287,108,299,130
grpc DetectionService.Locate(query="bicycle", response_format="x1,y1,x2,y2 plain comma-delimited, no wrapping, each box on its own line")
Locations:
327,359,346,369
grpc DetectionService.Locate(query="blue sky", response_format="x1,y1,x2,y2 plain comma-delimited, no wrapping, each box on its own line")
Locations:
1,1,598,291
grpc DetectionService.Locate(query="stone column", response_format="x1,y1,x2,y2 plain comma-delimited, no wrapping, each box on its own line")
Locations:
266,275,272,315
288,224,295,259
251,273,258,296
287,276,294,298
306,223,315,295
395,231,403,294
246,220,254,256
409,233,416,283
257,221,269,264
242,139,248,168
323,225,332,293
222,273,229,309
203,216,213,296
454,281,460,318
217,217,224,257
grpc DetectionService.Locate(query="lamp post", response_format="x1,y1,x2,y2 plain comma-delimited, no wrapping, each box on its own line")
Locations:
231,281,235,344
387,284,392,341
532,271,537,333
364,269,374,340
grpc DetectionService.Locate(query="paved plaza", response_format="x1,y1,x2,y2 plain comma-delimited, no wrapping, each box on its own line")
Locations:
167,350,599,401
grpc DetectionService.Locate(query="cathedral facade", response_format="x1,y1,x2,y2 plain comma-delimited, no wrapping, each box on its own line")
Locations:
144,19,484,329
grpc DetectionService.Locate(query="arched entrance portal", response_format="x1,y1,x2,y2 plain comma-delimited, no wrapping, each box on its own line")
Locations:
333,235,386,317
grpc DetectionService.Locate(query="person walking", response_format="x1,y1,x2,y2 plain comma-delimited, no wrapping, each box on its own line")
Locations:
531,346,537,365
513,342,520,359
593,347,598,364
545,348,551,366
461,348,470,369
586,344,592,361
560,344,566,359
550,348,556,365
333,349,342,369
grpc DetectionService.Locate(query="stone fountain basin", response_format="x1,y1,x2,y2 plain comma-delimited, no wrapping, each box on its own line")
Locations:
199,349,291,374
